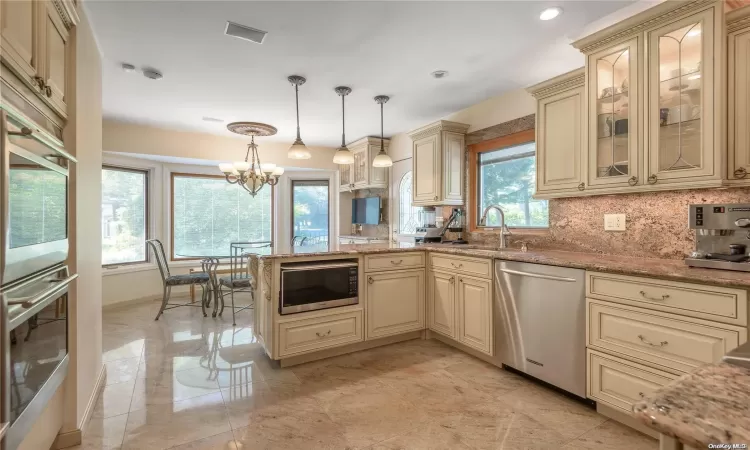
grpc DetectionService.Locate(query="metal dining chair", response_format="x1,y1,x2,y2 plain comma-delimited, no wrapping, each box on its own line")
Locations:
217,242,267,326
291,235,308,247
146,239,211,320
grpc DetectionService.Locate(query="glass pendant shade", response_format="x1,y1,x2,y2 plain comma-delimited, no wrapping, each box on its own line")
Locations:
333,147,354,165
288,141,311,159
233,161,250,172
372,151,392,167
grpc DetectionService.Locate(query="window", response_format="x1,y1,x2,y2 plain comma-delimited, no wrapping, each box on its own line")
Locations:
398,171,421,234
171,174,272,259
471,131,548,228
102,166,148,265
291,180,329,248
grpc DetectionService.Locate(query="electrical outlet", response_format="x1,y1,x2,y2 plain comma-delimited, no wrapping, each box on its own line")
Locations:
604,214,626,231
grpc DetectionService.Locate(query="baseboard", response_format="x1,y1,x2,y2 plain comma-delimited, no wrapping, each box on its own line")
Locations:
429,331,500,367
54,364,107,449
279,331,423,367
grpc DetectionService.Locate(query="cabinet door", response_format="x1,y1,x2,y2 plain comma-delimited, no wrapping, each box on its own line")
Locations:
0,0,40,83
457,275,492,355
427,270,456,338
729,27,750,180
537,86,585,193
339,164,352,191
352,148,367,186
366,269,425,339
42,3,69,116
587,37,640,189
368,144,388,188
413,134,440,205
442,132,464,204
647,9,717,185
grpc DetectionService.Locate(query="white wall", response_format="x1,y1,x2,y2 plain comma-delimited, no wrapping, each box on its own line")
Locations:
101,154,339,306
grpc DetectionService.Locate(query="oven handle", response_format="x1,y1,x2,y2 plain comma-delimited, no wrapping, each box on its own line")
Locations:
281,262,358,271
7,274,78,309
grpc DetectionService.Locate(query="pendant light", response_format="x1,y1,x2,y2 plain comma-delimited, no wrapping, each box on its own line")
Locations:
371,95,393,168
332,86,355,165
287,75,311,160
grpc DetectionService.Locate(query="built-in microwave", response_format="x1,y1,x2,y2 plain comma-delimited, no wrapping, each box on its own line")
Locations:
279,260,358,315
1,109,75,287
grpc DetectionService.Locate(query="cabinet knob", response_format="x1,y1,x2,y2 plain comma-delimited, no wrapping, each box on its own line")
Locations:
367,276,374,284
735,167,748,179
577,183,585,191
33,76,45,90
628,176,638,186
647,175,658,185
433,195,438,201
449,276,455,284
45,85,52,98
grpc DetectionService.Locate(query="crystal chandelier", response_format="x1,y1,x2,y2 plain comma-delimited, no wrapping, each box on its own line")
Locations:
219,122,284,196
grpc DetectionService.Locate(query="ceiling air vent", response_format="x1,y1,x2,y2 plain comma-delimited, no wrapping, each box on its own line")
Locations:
225,21,267,44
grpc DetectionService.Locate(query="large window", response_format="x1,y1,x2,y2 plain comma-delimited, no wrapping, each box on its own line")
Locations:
291,180,329,248
474,137,548,228
102,166,148,265
171,174,272,259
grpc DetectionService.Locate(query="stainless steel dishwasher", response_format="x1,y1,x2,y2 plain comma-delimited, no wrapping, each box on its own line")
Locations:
494,260,586,398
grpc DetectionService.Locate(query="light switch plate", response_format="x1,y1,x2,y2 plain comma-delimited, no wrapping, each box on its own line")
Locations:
604,214,626,231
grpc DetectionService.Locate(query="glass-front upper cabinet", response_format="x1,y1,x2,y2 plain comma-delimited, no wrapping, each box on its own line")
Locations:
587,37,640,189
352,149,366,185
647,9,717,184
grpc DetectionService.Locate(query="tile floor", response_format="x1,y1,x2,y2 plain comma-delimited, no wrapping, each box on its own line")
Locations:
72,299,658,449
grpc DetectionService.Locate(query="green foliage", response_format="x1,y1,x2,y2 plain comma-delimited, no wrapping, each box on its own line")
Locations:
102,169,147,264
293,183,329,239
9,169,67,248
479,154,548,227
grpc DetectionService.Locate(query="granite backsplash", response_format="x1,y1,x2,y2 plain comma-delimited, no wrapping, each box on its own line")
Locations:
460,188,750,260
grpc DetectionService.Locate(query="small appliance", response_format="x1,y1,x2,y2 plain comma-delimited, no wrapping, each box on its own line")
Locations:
352,197,380,225
279,260,358,314
685,203,750,272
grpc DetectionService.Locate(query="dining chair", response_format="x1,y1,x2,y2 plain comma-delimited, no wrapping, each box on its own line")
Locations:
146,239,211,320
217,242,267,326
291,235,308,247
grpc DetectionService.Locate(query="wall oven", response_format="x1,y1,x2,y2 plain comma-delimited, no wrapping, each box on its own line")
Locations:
1,109,74,286
279,260,358,315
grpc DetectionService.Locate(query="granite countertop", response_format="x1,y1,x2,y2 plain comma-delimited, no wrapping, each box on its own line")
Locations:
633,362,750,447
338,235,387,240
259,243,750,288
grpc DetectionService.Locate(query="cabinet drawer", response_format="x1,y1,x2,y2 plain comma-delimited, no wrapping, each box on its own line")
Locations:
365,252,424,272
277,311,363,357
587,349,678,413
587,272,747,326
587,300,746,373
430,254,491,278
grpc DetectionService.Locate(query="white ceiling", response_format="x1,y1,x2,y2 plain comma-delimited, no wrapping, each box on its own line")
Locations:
87,1,633,148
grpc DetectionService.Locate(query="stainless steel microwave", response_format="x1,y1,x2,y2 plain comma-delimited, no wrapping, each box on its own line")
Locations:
279,260,358,315
1,109,75,286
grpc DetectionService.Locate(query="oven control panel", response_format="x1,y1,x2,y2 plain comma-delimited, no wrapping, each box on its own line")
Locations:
348,267,358,296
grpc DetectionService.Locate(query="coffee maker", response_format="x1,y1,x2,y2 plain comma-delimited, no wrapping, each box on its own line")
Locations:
685,203,750,272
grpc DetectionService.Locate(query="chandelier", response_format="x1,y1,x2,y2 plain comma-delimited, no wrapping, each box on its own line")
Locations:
219,122,284,196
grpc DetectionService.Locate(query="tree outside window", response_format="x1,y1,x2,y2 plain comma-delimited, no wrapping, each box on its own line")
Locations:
101,166,148,265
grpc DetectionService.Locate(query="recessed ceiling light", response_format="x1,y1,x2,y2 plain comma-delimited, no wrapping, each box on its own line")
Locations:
202,117,224,123
225,21,267,44
142,68,163,80
540,7,563,21
431,70,449,79
121,63,136,73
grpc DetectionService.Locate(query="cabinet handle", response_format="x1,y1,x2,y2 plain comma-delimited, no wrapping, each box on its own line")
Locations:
628,176,638,186
367,276,374,284
577,183,585,191
8,127,33,137
735,168,748,179
637,334,668,347
433,195,438,201
639,290,669,301
647,175,658,184
33,76,46,90
449,276,455,284
638,392,645,398
450,262,463,269
45,85,52,98
390,259,403,265
316,330,332,338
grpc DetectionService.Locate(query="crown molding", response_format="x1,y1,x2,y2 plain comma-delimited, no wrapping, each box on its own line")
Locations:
52,0,80,29
727,5,750,33
407,120,470,141
526,68,585,99
347,136,390,150
572,0,716,54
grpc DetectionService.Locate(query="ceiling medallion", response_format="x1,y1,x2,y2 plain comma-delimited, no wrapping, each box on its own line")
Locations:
218,122,284,196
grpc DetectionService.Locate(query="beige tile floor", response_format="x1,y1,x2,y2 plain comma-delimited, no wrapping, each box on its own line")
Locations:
71,299,658,450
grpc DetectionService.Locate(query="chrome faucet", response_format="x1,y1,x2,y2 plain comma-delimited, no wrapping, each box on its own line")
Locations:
479,205,512,248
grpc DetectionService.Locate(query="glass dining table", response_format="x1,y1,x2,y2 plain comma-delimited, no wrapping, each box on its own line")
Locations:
176,242,272,319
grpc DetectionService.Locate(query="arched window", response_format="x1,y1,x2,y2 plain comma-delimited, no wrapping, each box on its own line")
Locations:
398,171,422,234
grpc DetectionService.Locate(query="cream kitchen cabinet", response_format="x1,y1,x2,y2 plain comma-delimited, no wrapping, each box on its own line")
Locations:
407,120,469,206
427,270,456,339
366,269,425,339
728,6,750,182
338,137,389,191
0,0,77,121
527,68,586,196
456,274,493,354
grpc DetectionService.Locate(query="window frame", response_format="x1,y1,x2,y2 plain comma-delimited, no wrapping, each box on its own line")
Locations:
101,164,150,267
169,172,275,261
290,179,330,247
468,129,548,232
